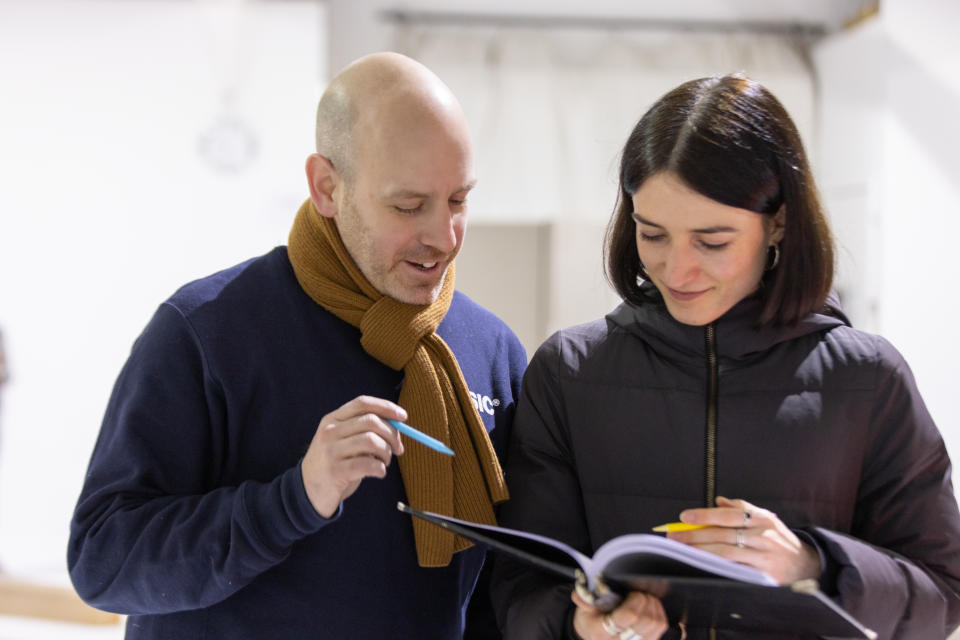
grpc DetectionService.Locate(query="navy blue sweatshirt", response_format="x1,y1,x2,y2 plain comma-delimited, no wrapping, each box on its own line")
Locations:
68,247,527,639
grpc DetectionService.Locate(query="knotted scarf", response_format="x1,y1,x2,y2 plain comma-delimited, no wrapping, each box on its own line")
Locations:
287,198,509,567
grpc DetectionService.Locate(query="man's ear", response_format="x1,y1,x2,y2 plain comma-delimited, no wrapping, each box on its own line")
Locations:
305,153,340,218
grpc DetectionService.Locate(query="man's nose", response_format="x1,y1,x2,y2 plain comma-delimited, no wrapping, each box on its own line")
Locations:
420,205,458,254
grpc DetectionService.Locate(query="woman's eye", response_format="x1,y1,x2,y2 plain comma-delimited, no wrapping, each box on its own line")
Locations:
639,232,665,243
394,204,423,214
700,241,730,251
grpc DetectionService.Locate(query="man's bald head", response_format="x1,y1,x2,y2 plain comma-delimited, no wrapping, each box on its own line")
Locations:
314,52,468,182
305,52,474,304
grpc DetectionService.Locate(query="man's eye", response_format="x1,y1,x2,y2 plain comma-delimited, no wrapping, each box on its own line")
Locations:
394,205,423,214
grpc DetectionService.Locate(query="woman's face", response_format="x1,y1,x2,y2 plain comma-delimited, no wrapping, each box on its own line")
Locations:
631,172,785,326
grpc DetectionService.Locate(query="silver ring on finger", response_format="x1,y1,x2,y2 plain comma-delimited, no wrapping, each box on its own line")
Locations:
602,615,625,637
736,528,746,548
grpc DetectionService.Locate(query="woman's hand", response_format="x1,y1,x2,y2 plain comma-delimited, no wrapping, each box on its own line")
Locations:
571,589,668,640
666,496,821,585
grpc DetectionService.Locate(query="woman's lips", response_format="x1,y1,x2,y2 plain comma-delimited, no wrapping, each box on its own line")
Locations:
668,287,708,302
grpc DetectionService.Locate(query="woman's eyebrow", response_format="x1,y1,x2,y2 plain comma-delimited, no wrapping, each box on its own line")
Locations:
632,213,662,227
632,213,736,234
691,225,738,234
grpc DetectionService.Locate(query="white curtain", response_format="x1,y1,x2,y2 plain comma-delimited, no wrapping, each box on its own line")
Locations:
392,23,816,223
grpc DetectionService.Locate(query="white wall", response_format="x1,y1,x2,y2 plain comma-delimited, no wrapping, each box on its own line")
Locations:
0,0,326,575
813,0,960,493
2,0,958,592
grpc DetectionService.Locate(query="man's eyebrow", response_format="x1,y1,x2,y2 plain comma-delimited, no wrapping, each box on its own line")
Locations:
384,188,429,200
632,213,737,234
383,180,477,200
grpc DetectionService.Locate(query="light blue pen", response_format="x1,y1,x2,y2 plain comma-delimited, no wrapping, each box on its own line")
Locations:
387,419,455,456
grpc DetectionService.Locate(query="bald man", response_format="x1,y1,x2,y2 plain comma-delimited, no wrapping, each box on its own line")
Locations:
68,53,526,639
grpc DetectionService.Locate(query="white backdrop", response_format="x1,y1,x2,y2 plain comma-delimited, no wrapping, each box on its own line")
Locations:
394,24,816,224
1,0,958,594
0,0,326,575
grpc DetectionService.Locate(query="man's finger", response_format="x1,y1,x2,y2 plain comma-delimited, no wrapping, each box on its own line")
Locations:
327,395,407,423
332,430,397,466
321,413,405,456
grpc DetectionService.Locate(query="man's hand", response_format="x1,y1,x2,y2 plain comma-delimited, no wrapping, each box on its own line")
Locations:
301,396,407,518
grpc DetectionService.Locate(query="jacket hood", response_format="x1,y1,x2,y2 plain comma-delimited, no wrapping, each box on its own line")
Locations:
606,282,850,363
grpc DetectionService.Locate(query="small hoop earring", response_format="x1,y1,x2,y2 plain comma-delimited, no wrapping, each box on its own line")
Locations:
766,244,780,271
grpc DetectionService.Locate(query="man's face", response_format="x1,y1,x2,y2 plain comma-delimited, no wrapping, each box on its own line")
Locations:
333,112,475,305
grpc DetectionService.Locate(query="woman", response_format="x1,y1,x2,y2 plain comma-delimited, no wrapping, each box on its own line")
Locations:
490,74,960,640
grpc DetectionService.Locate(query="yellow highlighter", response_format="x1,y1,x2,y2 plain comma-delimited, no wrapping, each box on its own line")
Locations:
652,522,711,533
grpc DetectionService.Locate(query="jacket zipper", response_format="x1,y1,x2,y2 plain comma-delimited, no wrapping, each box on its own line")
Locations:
705,323,718,508
705,324,718,640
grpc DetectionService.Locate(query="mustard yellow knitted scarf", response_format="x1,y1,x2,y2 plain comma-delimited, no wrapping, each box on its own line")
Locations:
287,198,509,567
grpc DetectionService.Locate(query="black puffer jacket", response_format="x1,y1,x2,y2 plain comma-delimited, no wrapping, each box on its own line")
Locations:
492,290,960,639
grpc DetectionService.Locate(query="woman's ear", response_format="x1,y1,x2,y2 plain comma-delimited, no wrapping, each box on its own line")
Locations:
769,204,787,244
305,153,341,218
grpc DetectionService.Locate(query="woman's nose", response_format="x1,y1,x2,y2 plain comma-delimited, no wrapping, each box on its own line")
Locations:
662,245,700,286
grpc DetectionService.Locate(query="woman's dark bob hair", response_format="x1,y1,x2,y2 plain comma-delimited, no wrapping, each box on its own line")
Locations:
604,74,834,326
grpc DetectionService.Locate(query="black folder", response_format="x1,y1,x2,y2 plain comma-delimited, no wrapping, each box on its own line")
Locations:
398,502,876,639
